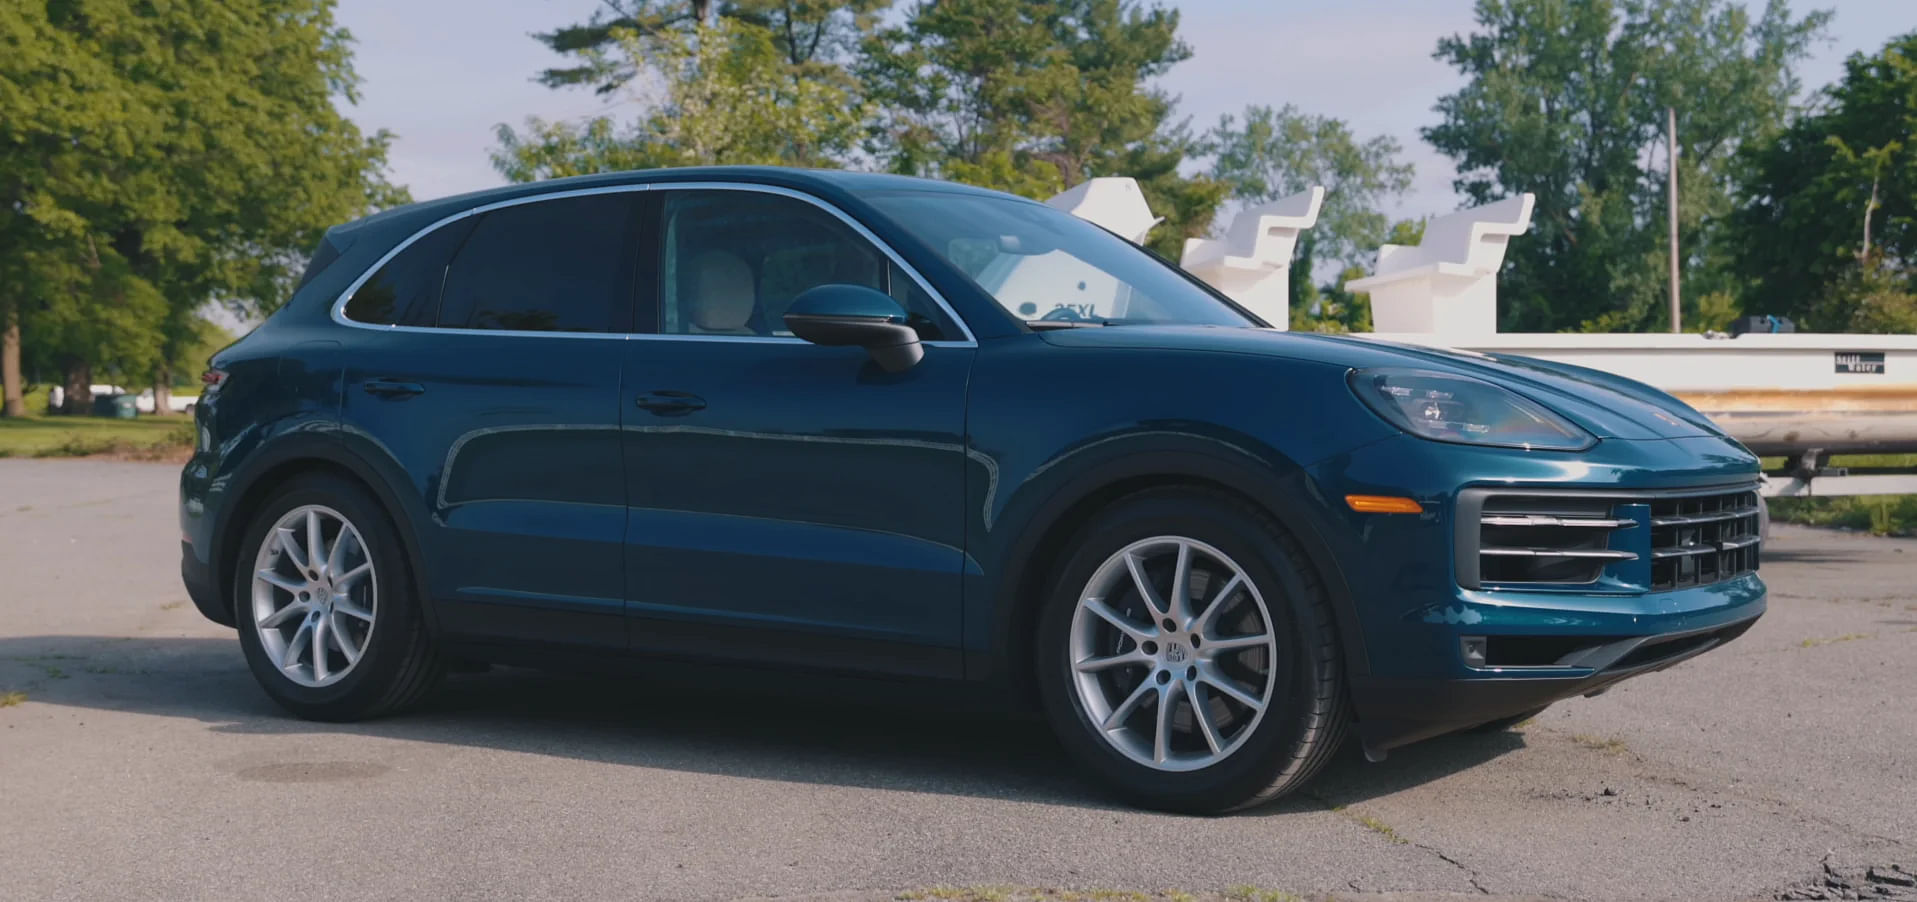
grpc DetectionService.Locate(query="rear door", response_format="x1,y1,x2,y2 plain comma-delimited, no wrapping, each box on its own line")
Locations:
337,189,642,649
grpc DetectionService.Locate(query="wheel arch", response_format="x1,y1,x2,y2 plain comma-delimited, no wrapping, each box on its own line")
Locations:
982,445,1370,701
213,438,434,633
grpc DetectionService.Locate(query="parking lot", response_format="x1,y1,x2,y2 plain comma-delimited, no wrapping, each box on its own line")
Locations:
1,457,1912,901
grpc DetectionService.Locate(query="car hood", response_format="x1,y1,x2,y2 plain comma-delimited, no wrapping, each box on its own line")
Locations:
1037,326,1723,441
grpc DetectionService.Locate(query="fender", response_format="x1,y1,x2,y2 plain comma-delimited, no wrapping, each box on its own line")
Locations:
211,425,442,635
969,427,1371,690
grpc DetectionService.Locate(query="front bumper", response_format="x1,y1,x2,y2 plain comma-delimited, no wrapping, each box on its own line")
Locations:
1307,433,1769,754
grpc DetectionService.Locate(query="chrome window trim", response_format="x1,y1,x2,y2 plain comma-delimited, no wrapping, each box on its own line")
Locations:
327,180,978,347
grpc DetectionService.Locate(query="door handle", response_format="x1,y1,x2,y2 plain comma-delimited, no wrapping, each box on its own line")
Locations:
362,379,425,398
635,390,706,415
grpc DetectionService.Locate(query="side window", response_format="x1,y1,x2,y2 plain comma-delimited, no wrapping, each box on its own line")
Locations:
341,217,476,326
658,190,954,340
437,194,635,333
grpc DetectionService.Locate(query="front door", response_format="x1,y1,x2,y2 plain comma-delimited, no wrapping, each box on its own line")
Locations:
338,190,642,649
619,187,975,676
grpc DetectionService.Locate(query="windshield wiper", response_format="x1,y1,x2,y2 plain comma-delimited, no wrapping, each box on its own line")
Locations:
1024,319,1114,330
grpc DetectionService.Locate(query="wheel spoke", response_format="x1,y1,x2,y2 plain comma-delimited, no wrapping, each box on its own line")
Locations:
1083,597,1154,643
259,600,310,629
1190,682,1226,754
1191,573,1243,634
1101,678,1155,731
330,614,361,666
1198,664,1265,712
1168,541,1192,625
311,615,330,683
1075,649,1151,673
1153,681,1180,764
326,525,353,576
1202,632,1273,654
334,561,372,589
275,527,309,572
282,618,313,670
1123,551,1169,620
334,596,374,622
304,510,324,576
256,569,304,595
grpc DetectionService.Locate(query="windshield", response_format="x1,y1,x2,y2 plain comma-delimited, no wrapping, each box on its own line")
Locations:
866,191,1256,328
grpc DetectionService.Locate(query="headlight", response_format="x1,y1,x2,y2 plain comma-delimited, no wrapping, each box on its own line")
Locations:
1348,368,1595,451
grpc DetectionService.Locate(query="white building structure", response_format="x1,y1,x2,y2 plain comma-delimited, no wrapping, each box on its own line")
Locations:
1178,188,1324,329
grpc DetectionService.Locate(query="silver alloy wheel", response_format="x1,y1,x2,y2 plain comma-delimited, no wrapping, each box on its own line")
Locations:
250,504,378,688
1068,536,1279,772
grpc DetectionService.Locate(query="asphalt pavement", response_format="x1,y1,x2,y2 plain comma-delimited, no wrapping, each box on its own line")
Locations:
1,458,1912,901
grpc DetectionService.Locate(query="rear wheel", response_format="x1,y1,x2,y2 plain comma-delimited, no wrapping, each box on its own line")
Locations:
232,473,441,720
1035,488,1349,814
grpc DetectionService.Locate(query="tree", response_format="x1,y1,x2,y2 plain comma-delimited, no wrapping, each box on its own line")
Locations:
534,0,890,94
1733,31,1917,328
1,0,404,415
860,0,1221,257
1206,104,1415,324
494,20,866,180
1423,0,1828,333
1207,105,1415,272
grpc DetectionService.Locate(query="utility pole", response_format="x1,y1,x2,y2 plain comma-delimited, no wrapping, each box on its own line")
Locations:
1667,106,1682,333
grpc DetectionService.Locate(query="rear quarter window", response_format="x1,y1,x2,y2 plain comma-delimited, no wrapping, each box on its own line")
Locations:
341,217,478,326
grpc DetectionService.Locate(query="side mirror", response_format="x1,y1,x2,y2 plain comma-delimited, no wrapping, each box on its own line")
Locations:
783,284,924,373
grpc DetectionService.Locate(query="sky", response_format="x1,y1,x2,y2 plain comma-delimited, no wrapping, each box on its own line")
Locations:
334,0,1915,224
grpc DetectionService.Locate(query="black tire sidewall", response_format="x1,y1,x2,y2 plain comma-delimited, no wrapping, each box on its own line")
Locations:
1035,490,1336,813
232,474,423,720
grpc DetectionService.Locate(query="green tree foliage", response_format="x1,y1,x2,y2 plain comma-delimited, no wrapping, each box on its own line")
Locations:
1207,105,1416,270
1206,104,1414,329
860,0,1223,257
0,0,403,413
1424,0,1828,333
1734,31,1916,329
535,0,890,94
494,20,866,181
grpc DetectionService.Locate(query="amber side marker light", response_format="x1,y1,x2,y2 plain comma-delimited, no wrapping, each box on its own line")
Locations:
1345,495,1425,514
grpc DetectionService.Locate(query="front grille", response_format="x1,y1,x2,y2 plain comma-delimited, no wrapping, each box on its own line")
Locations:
1457,484,1761,592
1648,489,1762,590
1474,496,1635,585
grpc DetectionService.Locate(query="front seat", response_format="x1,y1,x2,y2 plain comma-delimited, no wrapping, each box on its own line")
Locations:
683,250,759,335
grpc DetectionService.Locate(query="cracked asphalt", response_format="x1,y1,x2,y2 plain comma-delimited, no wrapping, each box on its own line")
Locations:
1,458,1912,902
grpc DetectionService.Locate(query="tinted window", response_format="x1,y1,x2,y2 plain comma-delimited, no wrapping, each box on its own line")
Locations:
437,194,635,333
341,217,475,326
658,190,954,340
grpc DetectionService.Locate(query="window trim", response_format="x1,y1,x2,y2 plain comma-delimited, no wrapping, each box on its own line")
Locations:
328,181,978,346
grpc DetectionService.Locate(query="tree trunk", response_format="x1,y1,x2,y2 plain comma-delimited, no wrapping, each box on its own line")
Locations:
153,366,172,417
1,306,22,418
63,361,92,415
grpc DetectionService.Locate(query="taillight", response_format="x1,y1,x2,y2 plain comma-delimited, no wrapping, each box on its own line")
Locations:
201,369,228,394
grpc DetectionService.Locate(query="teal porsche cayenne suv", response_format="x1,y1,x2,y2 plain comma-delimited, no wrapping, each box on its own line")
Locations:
180,167,1766,813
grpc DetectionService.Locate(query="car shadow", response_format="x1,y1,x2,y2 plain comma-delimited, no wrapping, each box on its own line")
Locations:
0,633,1525,814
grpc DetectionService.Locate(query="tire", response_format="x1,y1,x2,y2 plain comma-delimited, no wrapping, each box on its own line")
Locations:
232,472,442,721
1468,705,1549,733
1034,487,1350,814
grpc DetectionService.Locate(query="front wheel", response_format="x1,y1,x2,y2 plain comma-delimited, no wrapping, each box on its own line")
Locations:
1035,488,1350,814
232,473,442,720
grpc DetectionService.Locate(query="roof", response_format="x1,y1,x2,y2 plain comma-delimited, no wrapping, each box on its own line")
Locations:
331,166,1018,243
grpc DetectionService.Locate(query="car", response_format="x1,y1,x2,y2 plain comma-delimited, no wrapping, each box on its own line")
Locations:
179,166,1766,814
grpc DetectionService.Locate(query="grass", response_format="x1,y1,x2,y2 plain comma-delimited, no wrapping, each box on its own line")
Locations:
0,691,25,708
0,412,193,460
1571,734,1630,755
1763,454,1917,536
898,890,1163,902
1799,633,1873,648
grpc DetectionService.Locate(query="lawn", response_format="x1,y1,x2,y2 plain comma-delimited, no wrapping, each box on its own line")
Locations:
0,412,194,459
1761,454,1917,536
